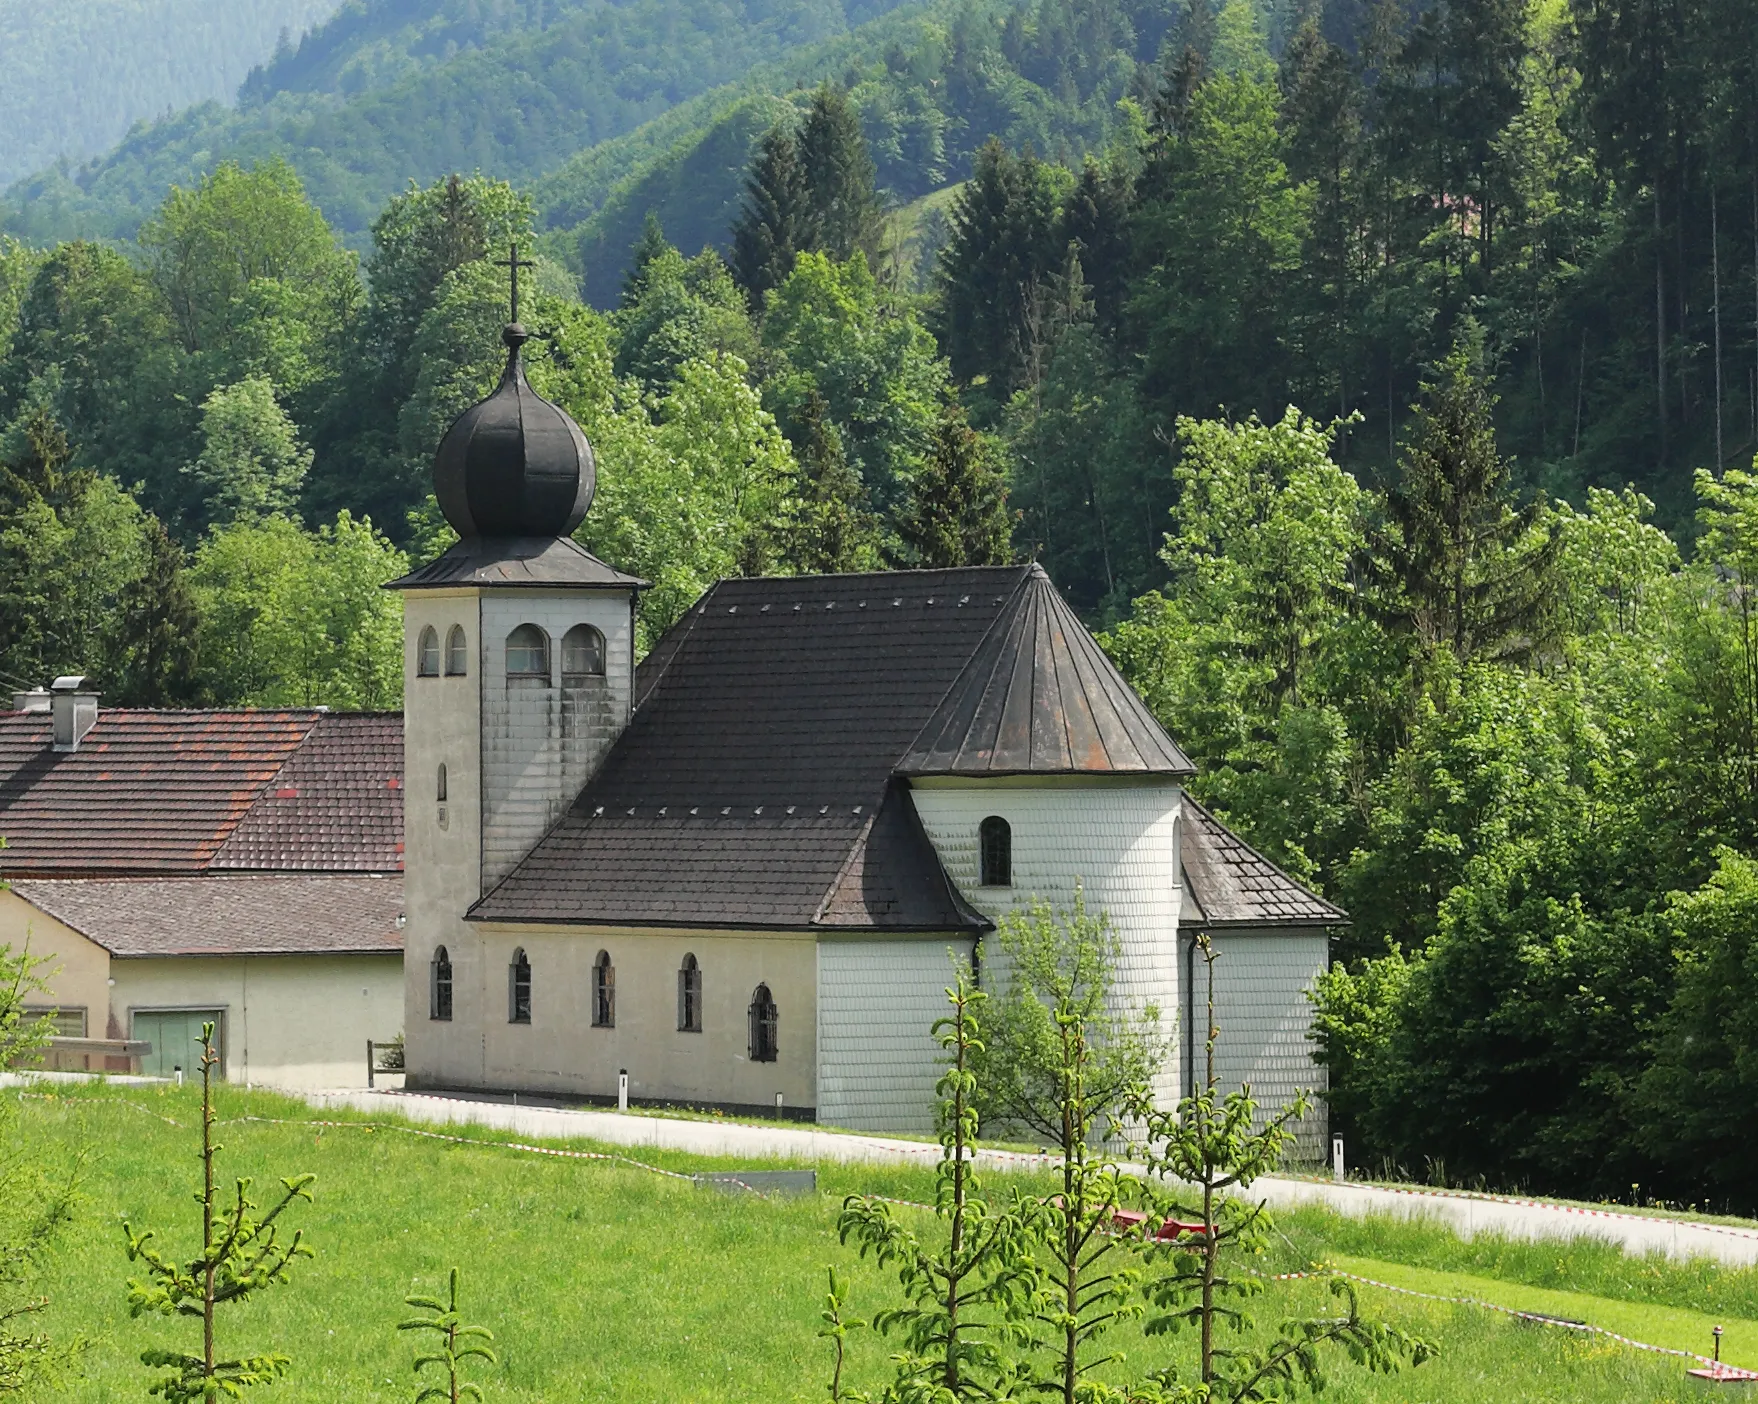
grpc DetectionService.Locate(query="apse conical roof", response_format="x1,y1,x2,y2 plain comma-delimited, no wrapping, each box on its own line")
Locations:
433,323,595,538
899,565,1194,776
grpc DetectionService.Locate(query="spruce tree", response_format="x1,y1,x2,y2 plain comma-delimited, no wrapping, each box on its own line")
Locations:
786,391,878,574
730,124,811,307
399,1267,496,1403
1364,331,1559,663
796,85,883,265
621,212,673,310
113,516,200,706
897,404,1015,569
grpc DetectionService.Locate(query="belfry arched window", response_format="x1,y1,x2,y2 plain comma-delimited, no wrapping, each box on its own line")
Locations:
592,950,615,1028
508,948,531,1024
417,626,440,677
561,624,606,683
430,946,453,1021
445,624,468,676
749,983,778,1063
678,954,702,1033
506,624,550,682
979,816,1012,887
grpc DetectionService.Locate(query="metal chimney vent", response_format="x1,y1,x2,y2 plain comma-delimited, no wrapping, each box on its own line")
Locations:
50,675,98,753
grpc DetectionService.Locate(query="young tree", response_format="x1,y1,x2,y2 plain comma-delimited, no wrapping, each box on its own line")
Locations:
1132,938,1430,1401
896,404,1014,568
731,124,812,306
838,973,1039,1400
974,890,1167,1404
123,1023,316,1403
1363,332,1558,665
399,1267,497,1404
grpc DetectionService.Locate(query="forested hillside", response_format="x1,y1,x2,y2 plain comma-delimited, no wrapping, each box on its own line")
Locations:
0,0,913,243
0,0,337,187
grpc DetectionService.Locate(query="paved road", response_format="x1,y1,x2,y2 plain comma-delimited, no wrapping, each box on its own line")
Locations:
304,1087,1758,1268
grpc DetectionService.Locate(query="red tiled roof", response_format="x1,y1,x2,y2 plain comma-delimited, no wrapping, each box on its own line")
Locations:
214,714,404,872
0,710,404,877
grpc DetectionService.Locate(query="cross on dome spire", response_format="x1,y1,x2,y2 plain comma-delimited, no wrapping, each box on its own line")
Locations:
498,241,535,325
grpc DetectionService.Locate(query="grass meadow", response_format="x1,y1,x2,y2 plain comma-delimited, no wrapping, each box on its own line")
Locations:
12,1080,1758,1403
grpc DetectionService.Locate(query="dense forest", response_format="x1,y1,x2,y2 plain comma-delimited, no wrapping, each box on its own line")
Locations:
0,0,336,187
8,0,1758,1213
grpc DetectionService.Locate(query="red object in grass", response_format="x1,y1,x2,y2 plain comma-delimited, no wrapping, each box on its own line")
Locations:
1107,1208,1209,1242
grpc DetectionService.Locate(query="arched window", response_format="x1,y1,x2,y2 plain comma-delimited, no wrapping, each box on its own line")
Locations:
445,624,468,676
436,763,448,802
508,948,531,1024
979,816,1012,887
430,946,452,1021
417,626,440,677
678,953,702,1033
560,623,606,683
749,983,778,1063
592,950,615,1028
506,624,550,682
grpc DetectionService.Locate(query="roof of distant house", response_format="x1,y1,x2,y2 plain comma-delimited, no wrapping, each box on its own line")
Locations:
0,710,404,877
8,875,405,957
472,565,1191,931
1179,796,1346,930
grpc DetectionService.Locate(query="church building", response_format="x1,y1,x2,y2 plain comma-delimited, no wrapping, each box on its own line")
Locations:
390,317,1342,1154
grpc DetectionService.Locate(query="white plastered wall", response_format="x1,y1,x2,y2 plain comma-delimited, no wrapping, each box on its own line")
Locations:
907,776,1185,1115
446,926,816,1111
111,953,403,1088
1196,931,1330,1162
817,937,974,1133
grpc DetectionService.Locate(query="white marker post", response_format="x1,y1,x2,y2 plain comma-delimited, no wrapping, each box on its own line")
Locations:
1332,1134,1346,1183
618,1069,629,1112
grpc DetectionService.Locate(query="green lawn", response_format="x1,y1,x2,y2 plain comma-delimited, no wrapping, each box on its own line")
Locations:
11,1082,1754,1403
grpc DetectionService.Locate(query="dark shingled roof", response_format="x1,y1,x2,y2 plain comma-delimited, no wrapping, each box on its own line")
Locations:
384,535,645,591
900,565,1193,776
1179,796,1346,929
10,875,405,957
474,566,1062,929
0,711,404,877
213,714,405,872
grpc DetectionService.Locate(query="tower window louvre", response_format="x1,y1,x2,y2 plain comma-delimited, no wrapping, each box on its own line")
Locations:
445,624,468,676
561,623,606,682
416,626,440,677
506,624,550,681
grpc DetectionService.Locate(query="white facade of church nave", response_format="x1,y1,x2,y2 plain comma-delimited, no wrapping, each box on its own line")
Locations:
399,583,1322,1149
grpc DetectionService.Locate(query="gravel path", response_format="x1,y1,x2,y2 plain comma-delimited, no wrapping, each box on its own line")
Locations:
302,1086,1758,1268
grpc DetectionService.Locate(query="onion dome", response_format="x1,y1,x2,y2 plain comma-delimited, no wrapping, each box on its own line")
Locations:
433,323,595,539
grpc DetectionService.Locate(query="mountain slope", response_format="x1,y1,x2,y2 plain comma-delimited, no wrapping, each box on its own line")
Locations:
2,0,912,243
0,0,338,187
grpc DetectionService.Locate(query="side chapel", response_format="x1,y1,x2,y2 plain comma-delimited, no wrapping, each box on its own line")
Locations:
390,305,1342,1154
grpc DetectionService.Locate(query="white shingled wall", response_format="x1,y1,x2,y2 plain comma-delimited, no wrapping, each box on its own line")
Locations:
817,938,975,1133
905,778,1185,1113
1199,932,1329,1163
479,592,634,886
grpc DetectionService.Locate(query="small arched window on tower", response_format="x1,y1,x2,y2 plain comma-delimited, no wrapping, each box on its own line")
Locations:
678,953,702,1032
560,624,606,684
592,950,615,1028
417,626,440,677
508,948,531,1024
445,624,468,676
430,946,453,1021
506,624,550,683
749,983,778,1063
979,816,1012,887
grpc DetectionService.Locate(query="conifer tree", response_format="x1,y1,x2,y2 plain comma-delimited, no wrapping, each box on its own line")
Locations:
621,213,674,310
897,404,1015,569
399,1267,496,1404
1364,330,1559,664
113,516,200,706
786,391,878,574
796,85,884,266
731,124,812,307
123,1023,315,1403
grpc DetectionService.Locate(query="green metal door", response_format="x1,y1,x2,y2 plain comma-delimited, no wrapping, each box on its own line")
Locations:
132,1010,224,1080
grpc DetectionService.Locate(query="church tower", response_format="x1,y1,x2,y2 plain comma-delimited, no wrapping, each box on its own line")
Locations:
388,257,645,1088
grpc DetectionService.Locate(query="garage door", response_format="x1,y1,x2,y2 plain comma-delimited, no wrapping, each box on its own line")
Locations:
132,1010,225,1080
